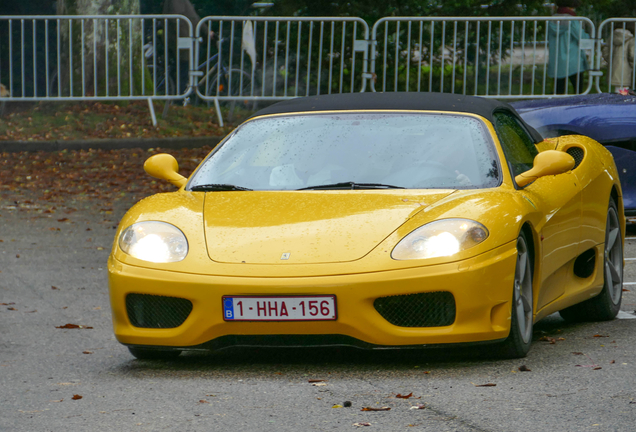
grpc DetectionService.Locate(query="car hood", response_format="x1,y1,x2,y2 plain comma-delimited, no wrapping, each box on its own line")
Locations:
203,190,455,264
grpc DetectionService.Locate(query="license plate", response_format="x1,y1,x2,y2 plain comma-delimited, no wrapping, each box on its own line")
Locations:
222,295,337,321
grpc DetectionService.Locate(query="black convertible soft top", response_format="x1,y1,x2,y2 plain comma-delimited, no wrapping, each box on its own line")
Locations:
250,92,543,143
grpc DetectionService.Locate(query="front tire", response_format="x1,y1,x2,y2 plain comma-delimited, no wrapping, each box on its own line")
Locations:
497,230,534,358
559,199,623,322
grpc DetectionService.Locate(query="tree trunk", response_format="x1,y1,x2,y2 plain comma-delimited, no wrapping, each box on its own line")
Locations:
56,0,142,97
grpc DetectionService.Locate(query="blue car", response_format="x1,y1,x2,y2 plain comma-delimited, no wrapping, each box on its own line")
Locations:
511,93,636,221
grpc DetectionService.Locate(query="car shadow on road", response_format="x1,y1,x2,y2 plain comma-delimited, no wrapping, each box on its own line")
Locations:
111,313,620,376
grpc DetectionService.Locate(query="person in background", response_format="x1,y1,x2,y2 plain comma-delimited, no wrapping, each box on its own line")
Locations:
602,24,635,94
548,0,590,95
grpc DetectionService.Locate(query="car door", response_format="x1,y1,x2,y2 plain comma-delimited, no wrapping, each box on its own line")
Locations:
493,111,582,311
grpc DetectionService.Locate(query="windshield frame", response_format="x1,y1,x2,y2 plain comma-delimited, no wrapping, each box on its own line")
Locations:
186,110,504,191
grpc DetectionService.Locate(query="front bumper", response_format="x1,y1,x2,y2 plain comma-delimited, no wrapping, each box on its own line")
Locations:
108,240,518,350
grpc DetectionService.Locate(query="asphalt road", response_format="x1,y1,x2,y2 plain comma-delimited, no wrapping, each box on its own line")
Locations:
1,196,635,432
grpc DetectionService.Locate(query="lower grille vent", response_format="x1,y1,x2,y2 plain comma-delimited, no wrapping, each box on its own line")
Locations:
374,292,456,327
126,294,192,328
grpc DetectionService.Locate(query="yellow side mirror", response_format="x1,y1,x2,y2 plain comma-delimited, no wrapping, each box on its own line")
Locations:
515,150,575,187
143,153,187,188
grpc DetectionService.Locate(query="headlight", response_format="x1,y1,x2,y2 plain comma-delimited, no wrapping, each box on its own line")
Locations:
391,219,489,260
119,221,188,263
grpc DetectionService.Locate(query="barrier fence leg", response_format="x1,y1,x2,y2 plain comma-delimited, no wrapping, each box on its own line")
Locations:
147,98,158,127
214,98,224,127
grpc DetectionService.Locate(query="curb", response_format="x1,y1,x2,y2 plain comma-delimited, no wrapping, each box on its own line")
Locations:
0,136,224,153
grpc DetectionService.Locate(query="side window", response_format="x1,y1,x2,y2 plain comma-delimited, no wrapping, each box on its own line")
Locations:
493,112,539,178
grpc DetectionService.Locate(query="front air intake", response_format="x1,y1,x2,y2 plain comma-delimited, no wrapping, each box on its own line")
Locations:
374,292,456,327
126,294,192,328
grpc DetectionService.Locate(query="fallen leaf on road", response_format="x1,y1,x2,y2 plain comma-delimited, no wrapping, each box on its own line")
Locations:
51,286,59,290
308,379,326,383
82,351,93,354
71,395,82,400
538,336,556,344
332,404,343,408
395,392,414,399
55,323,93,329
7,307,16,311
593,334,609,338
361,407,391,411
472,383,496,387
518,365,531,372
353,423,371,427
610,360,615,364
409,404,426,410
199,400,209,404
572,352,584,355
593,367,602,370
311,382,327,387
57,218,68,222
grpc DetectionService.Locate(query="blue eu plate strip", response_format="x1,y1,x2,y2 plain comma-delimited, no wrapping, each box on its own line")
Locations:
223,298,234,320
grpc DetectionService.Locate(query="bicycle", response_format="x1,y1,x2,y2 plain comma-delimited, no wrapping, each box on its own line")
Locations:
196,39,253,100
142,36,253,103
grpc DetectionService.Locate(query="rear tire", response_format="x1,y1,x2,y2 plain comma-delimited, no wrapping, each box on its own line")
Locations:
497,230,534,359
128,347,181,360
559,199,623,322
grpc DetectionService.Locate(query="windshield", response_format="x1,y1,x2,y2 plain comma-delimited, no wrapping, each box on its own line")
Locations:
188,112,501,191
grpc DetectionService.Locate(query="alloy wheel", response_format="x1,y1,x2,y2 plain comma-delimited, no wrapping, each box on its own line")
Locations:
604,206,623,305
515,235,533,344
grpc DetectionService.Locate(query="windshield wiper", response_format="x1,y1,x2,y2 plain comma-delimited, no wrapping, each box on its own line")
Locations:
297,182,404,191
190,183,253,192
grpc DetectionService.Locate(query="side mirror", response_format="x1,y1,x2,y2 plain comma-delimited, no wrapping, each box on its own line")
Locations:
144,153,187,188
515,150,575,187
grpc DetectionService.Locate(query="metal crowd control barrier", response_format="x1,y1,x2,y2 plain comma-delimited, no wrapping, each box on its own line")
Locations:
2,14,636,128
194,16,370,125
0,15,195,125
596,18,636,94
370,16,597,99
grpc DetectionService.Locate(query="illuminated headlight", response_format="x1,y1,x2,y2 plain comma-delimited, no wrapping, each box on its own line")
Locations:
119,221,188,263
391,219,489,260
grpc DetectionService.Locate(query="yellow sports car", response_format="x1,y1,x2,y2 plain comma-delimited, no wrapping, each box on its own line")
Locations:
108,92,625,359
